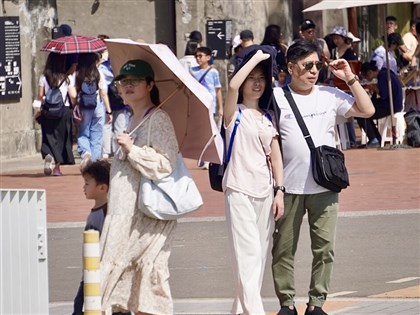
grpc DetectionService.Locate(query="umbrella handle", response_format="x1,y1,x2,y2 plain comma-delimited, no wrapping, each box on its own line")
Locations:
114,83,184,159
123,84,184,138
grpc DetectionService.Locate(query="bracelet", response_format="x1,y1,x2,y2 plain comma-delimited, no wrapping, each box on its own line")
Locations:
106,111,112,115
346,75,359,86
274,185,286,195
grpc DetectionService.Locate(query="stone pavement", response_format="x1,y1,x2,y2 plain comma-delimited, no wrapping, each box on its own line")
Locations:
1,147,420,314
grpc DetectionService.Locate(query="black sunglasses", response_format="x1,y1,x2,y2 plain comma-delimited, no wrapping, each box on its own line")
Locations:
302,61,323,71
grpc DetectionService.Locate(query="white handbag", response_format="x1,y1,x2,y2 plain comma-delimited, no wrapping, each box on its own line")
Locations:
138,111,203,220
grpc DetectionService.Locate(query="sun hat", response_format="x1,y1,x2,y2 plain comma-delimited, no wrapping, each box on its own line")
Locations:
114,60,154,81
347,32,361,43
330,26,350,39
300,19,316,31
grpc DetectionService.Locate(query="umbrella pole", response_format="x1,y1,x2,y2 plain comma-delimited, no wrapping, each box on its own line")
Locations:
382,5,396,145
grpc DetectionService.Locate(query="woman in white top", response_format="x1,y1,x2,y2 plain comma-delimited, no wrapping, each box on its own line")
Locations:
222,49,284,315
35,53,77,176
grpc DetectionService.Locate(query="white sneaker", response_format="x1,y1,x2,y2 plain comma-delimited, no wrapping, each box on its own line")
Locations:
43,154,53,176
80,152,92,171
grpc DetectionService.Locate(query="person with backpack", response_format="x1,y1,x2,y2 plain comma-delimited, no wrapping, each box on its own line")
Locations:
35,52,77,176
74,53,112,169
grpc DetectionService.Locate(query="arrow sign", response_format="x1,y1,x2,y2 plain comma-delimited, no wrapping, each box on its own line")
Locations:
206,20,232,60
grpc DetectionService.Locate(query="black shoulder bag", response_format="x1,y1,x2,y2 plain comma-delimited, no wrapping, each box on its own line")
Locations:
282,86,349,193
208,109,242,192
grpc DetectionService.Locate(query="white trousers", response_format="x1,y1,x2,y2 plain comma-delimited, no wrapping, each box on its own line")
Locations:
225,188,274,315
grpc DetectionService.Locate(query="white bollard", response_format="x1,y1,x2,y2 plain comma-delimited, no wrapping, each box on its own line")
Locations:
83,230,101,315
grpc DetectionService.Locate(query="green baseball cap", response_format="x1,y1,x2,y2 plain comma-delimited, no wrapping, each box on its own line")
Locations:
114,59,154,81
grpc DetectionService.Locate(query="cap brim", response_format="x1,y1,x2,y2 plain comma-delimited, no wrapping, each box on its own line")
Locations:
114,74,126,81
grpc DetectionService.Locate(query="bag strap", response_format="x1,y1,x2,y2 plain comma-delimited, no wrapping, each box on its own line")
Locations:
225,108,242,163
198,66,212,83
282,86,316,150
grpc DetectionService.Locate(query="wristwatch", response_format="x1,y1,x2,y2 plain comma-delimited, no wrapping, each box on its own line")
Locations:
346,75,359,86
274,185,286,195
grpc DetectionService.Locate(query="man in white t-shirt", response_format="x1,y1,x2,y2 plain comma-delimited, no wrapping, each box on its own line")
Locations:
271,40,374,315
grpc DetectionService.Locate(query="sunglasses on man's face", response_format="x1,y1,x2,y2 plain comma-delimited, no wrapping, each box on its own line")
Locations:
302,61,323,71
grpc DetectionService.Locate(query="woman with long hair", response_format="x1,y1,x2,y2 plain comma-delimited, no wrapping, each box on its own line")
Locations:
35,53,77,176
75,53,112,168
223,49,284,315
100,59,178,315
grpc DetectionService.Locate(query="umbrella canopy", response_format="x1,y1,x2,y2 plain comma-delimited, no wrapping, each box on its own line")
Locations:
303,0,419,12
41,35,107,54
105,39,223,164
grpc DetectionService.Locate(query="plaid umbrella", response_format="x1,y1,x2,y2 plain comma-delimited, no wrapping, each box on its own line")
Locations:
41,35,106,54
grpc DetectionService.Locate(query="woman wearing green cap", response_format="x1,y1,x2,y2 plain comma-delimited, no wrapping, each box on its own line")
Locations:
100,59,179,315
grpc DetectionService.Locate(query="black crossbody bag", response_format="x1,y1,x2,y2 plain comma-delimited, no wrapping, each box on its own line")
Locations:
282,86,349,193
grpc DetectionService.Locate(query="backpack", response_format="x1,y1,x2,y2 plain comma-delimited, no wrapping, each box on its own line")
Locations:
404,109,420,147
78,81,98,109
41,78,67,119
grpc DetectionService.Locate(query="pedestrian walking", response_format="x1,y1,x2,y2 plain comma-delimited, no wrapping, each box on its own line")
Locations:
35,52,76,176
271,40,374,315
223,49,284,315
100,59,179,315
74,53,112,169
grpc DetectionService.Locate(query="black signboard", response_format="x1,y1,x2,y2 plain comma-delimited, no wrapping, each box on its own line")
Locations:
0,16,22,101
206,20,232,60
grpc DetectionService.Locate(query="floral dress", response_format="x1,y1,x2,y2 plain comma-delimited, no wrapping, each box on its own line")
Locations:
100,109,179,315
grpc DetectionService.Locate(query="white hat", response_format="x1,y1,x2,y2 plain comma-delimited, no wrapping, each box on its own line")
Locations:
232,35,241,49
347,32,361,43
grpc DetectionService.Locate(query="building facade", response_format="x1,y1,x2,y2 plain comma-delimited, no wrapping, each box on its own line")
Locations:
0,0,416,159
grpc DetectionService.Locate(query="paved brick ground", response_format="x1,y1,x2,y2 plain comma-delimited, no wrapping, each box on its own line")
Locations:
1,147,419,223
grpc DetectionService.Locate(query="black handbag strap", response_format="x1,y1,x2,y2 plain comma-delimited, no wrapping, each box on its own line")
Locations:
198,66,212,83
282,86,316,150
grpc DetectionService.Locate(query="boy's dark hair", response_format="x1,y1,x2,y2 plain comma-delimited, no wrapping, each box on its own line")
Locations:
82,160,111,186
196,46,212,56
286,39,320,64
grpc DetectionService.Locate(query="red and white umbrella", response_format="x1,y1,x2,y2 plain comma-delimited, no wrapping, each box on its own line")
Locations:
41,35,106,54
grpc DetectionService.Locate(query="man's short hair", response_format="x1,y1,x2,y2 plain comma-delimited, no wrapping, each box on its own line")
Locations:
386,15,397,23
286,40,320,64
82,160,111,186
240,29,254,41
300,19,316,31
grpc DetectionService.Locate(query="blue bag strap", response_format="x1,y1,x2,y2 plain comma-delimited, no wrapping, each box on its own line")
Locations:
264,111,272,122
225,108,242,163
